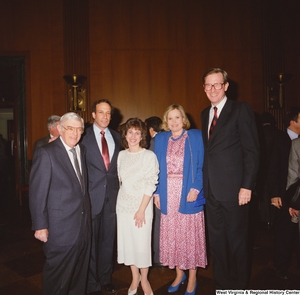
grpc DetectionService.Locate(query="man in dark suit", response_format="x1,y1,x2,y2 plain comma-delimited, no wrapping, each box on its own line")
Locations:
267,108,300,279
145,116,162,266
256,112,280,227
201,68,260,289
29,112,91,295
81,99,121,295
33,115,61,155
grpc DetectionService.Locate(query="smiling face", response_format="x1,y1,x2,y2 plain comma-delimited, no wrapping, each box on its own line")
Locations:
204,72,229,106
125,127,142,150
58,118,83,148
92,102,112,130
167,108,184,136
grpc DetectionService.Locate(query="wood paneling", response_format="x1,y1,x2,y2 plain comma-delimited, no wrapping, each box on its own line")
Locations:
89,0,264,127
1,0,65,159
1,0,299,159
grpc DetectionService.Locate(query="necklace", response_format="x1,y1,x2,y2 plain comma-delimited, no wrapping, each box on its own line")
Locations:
170,130,186,141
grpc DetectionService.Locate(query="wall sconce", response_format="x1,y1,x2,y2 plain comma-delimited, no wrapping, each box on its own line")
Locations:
63,74,87,111
269,73,292,109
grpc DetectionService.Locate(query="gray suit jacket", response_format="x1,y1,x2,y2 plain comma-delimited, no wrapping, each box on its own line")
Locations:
29,138,91,246
81,126,121,215
287,137,300,189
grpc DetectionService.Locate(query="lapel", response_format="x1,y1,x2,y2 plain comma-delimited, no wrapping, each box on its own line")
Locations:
55,139,85,194
86,126,106,165
85,126,119,171
202,107,210,144
109,128,119,168
78,143,87,195
208,99,232,143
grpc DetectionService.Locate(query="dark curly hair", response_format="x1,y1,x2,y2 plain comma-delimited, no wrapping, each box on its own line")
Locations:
91,99,114,114
120,118,148,149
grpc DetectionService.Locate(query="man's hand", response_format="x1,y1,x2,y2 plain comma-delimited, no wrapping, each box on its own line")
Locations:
238,188,252,206
289,207,298,218
271,197,282,209
154,195,160,210
34,229,49,242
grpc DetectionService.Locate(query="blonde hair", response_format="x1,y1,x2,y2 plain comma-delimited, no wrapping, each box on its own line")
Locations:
161,104,190,131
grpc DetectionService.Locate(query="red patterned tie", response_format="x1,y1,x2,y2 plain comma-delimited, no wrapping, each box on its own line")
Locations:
100,131,110,170
209,107,218,138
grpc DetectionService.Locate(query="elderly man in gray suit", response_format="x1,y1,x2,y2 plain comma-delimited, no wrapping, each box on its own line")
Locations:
29,112,91,295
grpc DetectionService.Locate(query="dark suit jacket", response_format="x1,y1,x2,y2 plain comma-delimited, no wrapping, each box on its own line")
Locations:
81,126,121,215
267,130,291,198
33,134,51,155
201,99,260,201
29,138,91,246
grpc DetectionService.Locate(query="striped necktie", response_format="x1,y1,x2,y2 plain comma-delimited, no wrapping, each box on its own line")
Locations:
70,148,83,191
209,107,218,138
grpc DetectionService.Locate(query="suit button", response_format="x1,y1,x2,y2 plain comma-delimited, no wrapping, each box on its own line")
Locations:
81,211,84,214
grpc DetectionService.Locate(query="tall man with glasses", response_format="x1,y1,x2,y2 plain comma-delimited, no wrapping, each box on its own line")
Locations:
81,99,121,295
29,112,91,295
201,68,259,289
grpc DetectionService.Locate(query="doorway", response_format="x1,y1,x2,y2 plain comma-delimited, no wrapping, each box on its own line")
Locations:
0,56,28,199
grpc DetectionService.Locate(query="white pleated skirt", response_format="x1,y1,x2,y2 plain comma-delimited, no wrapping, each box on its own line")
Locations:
117,213,152,268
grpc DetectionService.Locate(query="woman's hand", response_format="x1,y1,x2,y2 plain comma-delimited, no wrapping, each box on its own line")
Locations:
134,210,146,228
187,189,198,202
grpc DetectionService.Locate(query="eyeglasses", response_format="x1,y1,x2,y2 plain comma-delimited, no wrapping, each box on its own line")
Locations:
61,125,84,134
204,83,224,91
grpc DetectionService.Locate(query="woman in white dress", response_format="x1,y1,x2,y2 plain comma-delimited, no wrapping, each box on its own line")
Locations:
117,118,159,295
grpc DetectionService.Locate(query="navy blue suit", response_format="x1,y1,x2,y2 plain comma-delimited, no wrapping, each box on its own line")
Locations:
81,126,121,292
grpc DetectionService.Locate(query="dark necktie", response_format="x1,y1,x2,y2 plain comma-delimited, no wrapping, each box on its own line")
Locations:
70,148,83,190
209,106,218,138
101,131,110,170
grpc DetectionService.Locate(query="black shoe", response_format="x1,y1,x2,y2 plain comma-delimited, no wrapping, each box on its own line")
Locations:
102,283,117,293
276,270,289,280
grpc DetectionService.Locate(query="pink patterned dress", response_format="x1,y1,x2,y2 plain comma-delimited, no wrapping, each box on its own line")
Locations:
159,132,207,269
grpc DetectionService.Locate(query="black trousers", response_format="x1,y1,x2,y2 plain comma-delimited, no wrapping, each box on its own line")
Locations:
206,193,250,290
87,200,116,293
152,204,161,264
273,201,299,273
42,229,91,295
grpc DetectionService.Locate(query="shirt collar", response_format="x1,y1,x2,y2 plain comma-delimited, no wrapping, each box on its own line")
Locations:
211,96,227,113
287,128,299,140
